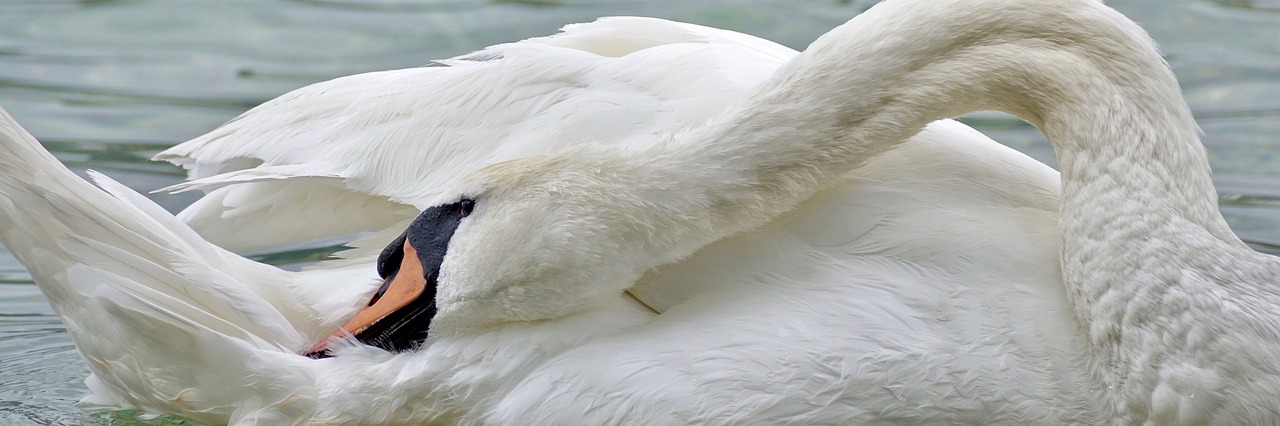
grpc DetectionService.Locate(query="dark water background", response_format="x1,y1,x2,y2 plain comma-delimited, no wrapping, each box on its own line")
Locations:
0,0,1277,424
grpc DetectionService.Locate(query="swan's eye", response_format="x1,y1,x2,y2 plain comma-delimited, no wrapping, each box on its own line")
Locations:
459,198,476,217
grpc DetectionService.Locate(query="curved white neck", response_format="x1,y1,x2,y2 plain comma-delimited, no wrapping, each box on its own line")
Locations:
631,0,1254,401
674,0,1236,240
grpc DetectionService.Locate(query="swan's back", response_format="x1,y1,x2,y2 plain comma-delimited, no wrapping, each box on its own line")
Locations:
483,120,1095,424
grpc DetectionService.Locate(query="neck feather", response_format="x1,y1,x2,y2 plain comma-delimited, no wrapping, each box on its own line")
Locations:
652,0,1236,246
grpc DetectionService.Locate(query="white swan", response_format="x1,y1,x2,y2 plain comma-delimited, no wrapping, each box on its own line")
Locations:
0,16,1070,425
1,0,1274,424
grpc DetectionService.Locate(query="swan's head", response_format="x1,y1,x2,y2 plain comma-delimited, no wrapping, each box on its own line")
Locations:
318,147,668,353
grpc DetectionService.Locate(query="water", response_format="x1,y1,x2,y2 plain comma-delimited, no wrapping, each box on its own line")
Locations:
0,0,1277,423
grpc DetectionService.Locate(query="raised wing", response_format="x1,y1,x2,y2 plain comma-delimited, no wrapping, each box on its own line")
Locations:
154,17,797,253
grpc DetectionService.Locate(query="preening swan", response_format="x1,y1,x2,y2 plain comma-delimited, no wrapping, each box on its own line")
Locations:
0,20,1074,425
0,0,1276,424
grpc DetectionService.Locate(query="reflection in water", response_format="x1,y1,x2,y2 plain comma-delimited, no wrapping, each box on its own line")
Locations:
0,0,1277,423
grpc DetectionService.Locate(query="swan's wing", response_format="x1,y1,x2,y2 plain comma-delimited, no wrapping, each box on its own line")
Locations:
530,16,795,63
153,17,796,253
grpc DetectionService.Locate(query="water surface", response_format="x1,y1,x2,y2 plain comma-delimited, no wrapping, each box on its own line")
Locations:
0,0,1278,424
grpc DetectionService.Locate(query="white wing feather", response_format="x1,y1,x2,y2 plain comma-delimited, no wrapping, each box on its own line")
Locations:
153,17,797,253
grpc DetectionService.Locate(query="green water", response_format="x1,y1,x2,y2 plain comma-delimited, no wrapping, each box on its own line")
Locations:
0,0,1277,424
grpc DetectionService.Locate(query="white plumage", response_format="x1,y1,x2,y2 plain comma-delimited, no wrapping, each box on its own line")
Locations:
154,17,794,254
0,0,1275,424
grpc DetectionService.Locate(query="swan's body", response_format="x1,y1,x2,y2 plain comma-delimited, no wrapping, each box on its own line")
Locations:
0,16,1080,424
0,1,1275,425
0,111,1081,423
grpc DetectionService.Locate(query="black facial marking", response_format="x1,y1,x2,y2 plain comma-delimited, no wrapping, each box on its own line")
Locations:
376,233,408,280
352,199,474,353
367,232,408,306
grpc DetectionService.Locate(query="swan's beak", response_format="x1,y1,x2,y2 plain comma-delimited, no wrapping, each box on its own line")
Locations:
303,240,433,358
302,200,467,358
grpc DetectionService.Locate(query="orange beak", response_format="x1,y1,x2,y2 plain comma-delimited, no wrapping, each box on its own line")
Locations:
303,240,426,356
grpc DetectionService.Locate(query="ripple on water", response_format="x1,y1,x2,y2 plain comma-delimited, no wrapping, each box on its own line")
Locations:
1206,0,1280,14
0,304,90,424
0,283,206,425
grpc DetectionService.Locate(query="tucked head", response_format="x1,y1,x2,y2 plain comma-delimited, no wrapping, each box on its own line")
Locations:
309,148,667,355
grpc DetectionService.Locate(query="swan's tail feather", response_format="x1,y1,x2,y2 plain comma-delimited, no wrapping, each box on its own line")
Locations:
59,234,300,350
87,168,360,341
0,107,321,415
0,107,305,343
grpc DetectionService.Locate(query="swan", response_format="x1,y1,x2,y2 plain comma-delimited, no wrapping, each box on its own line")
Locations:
1,0,1274,424
365,0,1280,422
0,16,1071,425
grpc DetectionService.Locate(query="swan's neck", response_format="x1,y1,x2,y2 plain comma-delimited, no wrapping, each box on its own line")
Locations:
665,0,1238,249
639,0,1256,412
